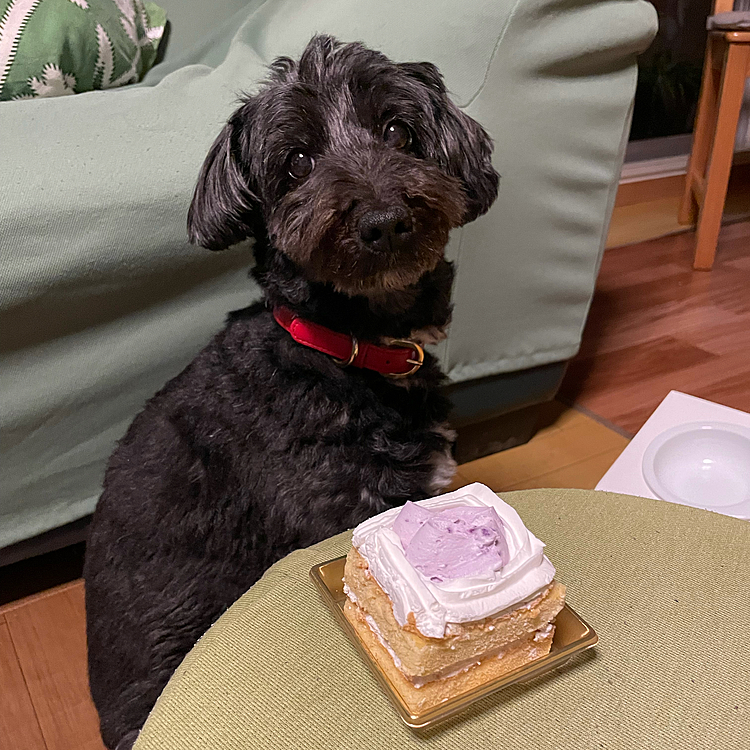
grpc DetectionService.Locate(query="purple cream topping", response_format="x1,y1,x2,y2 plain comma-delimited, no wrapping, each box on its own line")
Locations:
393,502,510,581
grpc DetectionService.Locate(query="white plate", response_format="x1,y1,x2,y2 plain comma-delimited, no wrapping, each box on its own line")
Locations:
642,422,750,519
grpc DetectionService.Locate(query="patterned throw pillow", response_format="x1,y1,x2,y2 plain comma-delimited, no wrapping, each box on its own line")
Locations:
0,0,166,100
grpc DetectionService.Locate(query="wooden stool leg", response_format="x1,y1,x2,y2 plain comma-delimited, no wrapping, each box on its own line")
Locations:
693,43,750,270
679,36,722,225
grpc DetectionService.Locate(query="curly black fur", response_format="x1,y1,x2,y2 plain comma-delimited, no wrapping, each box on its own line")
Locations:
84,35,498,749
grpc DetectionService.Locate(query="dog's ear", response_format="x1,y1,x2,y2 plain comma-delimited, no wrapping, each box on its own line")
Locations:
187,110,261,251
400,62,499,224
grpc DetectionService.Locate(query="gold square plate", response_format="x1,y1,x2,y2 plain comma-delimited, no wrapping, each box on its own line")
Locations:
310,555,598,729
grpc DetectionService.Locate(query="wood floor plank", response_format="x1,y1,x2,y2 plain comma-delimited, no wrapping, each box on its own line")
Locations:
445,469,472,492
502,447,626,492
0,581,84,617
6,582,105,750
578,304,741,362
614,174,685,209
0,618,47,750
533,399,583,435
607,167,750,248
561,336,717,402
563,221,750,432
606,195,688,249
726,254,750,271
458,409,629,491
678,317,750,356
570,350,750,434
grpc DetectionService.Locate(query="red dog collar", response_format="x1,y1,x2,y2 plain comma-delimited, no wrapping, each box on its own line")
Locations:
273,306,424,378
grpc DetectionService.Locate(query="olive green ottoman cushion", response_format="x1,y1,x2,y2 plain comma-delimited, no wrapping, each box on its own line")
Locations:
134,489,749,750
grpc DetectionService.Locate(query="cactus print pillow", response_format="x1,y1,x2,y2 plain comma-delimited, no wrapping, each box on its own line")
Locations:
0,0,166,100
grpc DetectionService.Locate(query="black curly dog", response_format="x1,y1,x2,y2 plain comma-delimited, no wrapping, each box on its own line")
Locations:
84,35,498,749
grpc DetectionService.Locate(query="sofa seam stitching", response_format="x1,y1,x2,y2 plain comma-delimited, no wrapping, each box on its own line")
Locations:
461,0,523,110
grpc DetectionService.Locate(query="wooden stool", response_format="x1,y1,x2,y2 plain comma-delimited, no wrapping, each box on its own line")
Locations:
678,1,750,270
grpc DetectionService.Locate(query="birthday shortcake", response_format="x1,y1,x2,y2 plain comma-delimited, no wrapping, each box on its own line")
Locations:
343,483,566,711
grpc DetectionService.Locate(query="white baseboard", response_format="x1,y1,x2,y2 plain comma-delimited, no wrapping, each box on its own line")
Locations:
620,155,689,184
620,150,750,185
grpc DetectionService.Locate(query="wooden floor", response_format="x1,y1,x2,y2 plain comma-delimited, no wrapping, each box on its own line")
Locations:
561,220,750,433
450,401,629,492
0,584,104,750
605,164,750,249
2,215,748,750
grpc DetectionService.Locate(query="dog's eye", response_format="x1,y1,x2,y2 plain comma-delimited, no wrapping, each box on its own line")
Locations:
288,150,314,179
383,121,411,150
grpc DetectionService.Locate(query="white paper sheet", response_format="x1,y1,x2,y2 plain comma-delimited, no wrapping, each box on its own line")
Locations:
595,391,750,519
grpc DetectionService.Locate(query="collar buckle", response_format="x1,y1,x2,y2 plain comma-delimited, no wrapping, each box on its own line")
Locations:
384,339,424,378
331,335,359,367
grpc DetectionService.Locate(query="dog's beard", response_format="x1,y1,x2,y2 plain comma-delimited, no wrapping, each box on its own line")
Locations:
268,153,467,295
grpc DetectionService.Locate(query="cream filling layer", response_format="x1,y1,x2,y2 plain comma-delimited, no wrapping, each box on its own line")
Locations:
351,483,556,638
351,595,554,689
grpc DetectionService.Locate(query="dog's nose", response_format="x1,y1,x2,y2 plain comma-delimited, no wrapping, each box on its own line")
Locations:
358,207,413,251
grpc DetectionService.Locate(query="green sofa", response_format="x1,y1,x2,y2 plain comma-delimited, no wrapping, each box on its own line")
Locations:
0,0,657,561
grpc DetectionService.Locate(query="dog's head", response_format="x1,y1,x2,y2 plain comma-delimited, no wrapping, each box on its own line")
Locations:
188,36,498,295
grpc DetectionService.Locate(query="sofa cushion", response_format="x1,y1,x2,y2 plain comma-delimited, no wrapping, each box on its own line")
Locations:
0,0,657,549
0,0,165,101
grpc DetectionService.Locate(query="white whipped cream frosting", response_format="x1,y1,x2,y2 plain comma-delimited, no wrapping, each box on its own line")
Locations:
351,483,556,638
